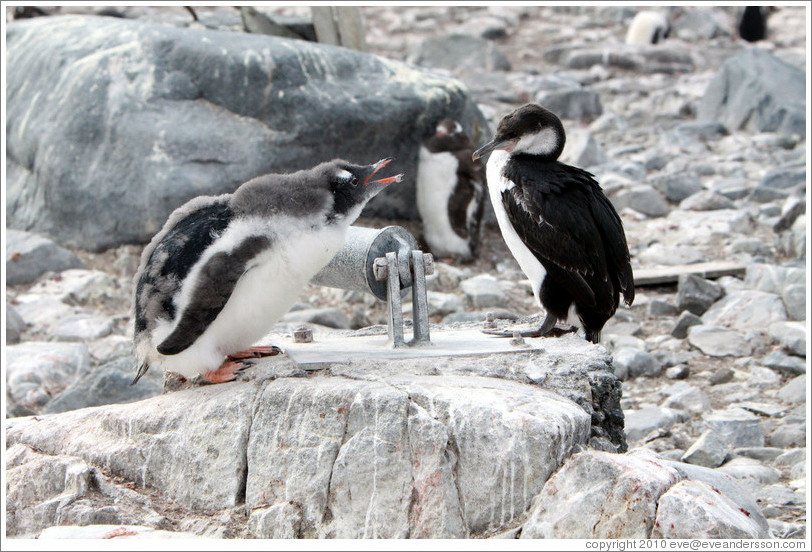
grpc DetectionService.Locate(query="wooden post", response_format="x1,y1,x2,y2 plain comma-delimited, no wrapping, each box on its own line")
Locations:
311,6,367,51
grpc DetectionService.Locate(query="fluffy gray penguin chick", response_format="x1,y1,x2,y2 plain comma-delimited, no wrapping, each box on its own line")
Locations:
132,158,402,384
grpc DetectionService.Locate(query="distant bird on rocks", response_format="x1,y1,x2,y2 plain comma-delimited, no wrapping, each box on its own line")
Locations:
416,118,486,261
472,104,634,343
132,158,402,384
625,10,670,45
739,6,769,42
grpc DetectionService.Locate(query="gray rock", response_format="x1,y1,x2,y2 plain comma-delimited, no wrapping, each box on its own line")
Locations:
679,190,735,211
648,300,678,317
769,423,805,448
665,365,690,380
762,351,806,376
777,375,806,404
782,284,806,321
11,295,79,333
672,8,731,40
6,16,485,250
680,430,729,468
460,274,506,308
636,243,706,266
661,385,711,415
561,129,608,167
6,341,92,416
535,87,603,122
774,448,806,468
613,347,662,378
27,268,123,309
709,366,735,386
734,447,786,463
698,49,806,138
5,230,84,286
624,406,687,443
701,291,788,333
760,160,806,190
409,33,511,72
677,274,723,316
49,313,114,342
609,185,670,217
44,355,163,414
651,480,765,539
671,311,702,339
768,321,806,356
665,460,769,537
6,302,26,344
687,325,753,358
744,263,806,295
704,408,765,448
648,171,705,203
520,449,680,539
281,307,351,329
7,352,595,538
426,291,464,317
248,503,302,539
717,458,781,491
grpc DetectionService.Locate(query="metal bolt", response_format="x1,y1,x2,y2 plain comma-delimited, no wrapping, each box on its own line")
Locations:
293,325,313,343
422,253,435,276
510,330,525,346
484,311,497,330
373,257,388,281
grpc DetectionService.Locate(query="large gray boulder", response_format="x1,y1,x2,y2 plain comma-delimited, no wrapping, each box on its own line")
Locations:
698,49,806,138
5,230,84,286
6,16,486,251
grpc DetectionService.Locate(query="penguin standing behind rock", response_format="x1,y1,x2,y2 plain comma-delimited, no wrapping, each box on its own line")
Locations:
472,104,634,343
416,119,486,261
625,10,671,45
739,6,769,42
131,158,402,384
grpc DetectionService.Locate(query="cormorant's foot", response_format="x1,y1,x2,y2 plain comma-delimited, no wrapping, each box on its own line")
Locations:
482,325,578,339
226,345,282,361
201,359,255,384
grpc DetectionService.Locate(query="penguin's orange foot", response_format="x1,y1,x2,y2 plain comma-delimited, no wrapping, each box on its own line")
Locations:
226,345,282,361
201,359,253,384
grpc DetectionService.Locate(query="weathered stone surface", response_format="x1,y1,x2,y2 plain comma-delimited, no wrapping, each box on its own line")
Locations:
609,185,670,217
624,407,688,443
281,307,351,329
698,49,806,138
704,408,765,448
536,87,603,122
6,16,486,250
702,290,788,333
661,384,711,415
762,351,806,376
6,301,26,344
680,190,735,211
687,325,753,358
680,430,729,468
768,321,806,357
665,460,770,537
777,375,806,405
49,313,114,342
408,33,511,72
460,274,507,308
671,311,702,339
38,525,202,539
6,341,92,416
5,229,84,286
520,449,680,539
613,347,662,378
677,274,724,316
7,350,598,539
652,480,765,538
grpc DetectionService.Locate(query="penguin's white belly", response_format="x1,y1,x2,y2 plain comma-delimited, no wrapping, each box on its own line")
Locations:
486,151,547,305
416,148,472,258
155,222,344,378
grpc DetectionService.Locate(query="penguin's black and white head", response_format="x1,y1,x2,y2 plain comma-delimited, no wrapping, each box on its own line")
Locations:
231,158,402,226
424,119,471,153
472,104,566,162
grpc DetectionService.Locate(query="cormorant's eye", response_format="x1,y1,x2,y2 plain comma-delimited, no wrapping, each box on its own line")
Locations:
350,176,358,187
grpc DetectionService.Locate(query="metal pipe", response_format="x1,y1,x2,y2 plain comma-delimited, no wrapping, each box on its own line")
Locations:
311,225,418,300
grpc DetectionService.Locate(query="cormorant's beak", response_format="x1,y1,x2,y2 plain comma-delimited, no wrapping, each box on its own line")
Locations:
364,157,404,186
472,138,516,161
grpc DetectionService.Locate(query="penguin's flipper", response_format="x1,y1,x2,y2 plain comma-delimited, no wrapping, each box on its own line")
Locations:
156,235,271,356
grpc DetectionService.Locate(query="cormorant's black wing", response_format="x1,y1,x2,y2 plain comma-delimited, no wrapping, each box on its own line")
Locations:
501,158,631,309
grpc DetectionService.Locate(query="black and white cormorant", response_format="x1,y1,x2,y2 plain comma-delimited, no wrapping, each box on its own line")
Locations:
472,104,634,343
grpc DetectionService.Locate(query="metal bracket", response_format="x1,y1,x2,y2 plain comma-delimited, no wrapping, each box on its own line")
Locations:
374,250,433,348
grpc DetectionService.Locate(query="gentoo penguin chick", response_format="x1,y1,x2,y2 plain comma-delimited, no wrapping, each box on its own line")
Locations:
625,10,670,45
739,6,768,42
472,104,634,343
132,158,402,384
416,119,486,261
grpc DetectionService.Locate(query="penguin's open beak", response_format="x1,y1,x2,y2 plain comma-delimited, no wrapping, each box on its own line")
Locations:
364,157,404,186
472,138,516,161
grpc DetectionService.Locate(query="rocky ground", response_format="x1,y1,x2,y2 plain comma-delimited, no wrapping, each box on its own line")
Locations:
5,4,808,539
